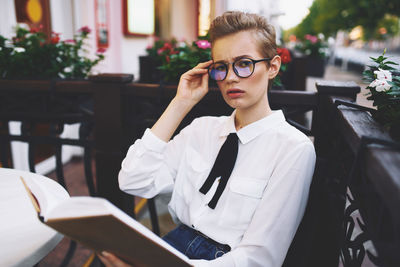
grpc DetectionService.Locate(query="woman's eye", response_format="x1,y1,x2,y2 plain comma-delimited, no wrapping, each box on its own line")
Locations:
237,60,251,68
215,65,226,71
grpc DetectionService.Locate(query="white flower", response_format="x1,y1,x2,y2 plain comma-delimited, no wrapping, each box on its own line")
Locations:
374,68,392,81
63,67,72,73
14,47,25,53
4,40,13,48
370,79,391,92
178,41,187,48
15,23,29,31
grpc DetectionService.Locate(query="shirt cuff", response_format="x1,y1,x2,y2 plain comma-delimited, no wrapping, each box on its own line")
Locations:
141,128,168,152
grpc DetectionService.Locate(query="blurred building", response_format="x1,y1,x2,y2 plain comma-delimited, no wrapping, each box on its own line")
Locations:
0,0,283,82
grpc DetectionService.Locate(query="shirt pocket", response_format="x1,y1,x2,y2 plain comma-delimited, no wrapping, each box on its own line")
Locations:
219,177,268,230
185,147,209,174
176,147,209,203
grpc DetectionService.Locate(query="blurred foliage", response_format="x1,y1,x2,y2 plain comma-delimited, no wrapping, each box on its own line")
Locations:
294,34,328,58
0,26,104,79
293,0,400,40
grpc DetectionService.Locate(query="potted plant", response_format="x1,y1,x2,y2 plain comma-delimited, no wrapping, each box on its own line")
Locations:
0,25,105,80
141,37,211,84
139,38,172,83
158,38,211,84
296,34,328,77
363,49,400,140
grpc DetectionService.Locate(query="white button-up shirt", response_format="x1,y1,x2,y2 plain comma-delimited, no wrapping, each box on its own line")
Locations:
119,110,316,267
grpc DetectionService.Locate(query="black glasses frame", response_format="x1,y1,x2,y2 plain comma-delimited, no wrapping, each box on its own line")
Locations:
208,57,272,81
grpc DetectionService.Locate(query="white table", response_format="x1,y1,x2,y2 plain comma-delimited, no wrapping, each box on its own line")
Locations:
0,168,69,267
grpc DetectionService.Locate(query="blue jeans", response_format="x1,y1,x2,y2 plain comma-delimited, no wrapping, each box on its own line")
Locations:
162,224,231,260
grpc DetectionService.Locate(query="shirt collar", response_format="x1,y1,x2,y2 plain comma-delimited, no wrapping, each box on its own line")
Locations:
220,110,286,144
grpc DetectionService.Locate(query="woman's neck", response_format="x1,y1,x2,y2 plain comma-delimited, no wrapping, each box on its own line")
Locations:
234,106,272,130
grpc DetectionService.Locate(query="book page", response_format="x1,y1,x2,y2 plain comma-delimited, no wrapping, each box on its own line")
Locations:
46,197,191,264
21,175,69,217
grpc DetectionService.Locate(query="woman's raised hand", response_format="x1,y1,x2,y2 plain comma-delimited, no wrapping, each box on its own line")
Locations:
175,60,212,106
149,60,213,142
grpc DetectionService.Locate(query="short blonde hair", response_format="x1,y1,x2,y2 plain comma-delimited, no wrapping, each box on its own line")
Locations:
209,11,277,60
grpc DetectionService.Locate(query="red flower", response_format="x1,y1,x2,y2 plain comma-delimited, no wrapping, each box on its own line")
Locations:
277,48,291,64
50,36,60,44
79,26,91,34
30,25,43,33
64,39,76,44
305,34,318,44
157,42,173,55
162,42,173,50
97,47,107,54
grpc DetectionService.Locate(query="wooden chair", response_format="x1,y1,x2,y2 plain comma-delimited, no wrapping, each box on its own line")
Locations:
0,81,95,266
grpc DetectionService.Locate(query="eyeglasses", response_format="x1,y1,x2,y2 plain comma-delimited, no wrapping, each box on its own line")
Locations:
208,57,271,81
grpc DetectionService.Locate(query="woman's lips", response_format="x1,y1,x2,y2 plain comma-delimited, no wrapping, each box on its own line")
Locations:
226,88,245,98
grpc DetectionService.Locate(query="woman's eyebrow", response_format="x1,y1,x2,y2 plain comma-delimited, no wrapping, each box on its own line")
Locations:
213,55,253,63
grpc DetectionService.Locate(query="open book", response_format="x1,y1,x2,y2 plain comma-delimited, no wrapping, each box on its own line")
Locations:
20,176,193,267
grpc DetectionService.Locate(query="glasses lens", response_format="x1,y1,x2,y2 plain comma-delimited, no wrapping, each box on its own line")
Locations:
209,63,227,81
233,59,254,78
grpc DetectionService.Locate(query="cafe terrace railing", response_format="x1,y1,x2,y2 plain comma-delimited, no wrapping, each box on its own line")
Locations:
0,75,399,267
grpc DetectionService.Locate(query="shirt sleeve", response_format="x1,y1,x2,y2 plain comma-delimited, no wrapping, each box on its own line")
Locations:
118,121,195,198
190,141,316,267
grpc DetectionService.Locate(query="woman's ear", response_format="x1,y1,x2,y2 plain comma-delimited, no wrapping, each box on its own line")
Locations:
268,55,281,79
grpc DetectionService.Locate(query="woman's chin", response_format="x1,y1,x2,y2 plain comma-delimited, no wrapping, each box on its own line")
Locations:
223,96,242,109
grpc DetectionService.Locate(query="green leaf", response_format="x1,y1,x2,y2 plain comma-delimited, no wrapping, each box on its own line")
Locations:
385,61,399,66
387,91,400,96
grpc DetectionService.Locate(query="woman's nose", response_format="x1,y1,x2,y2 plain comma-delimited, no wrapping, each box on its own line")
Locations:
225,64,239,82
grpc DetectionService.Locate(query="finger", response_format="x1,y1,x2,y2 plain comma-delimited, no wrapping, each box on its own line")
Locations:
185,68,208,77
100,251,132,267
97,253,114,267
202,71,209,85
181,69,208,80
194,60,213,69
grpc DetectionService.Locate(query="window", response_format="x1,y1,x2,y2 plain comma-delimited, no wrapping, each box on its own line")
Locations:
123,0,155,36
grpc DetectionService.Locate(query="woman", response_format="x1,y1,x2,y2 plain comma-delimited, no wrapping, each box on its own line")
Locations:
99,11,316,267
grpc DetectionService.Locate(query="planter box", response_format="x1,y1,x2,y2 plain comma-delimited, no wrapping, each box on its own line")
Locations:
306,56,326,78
280,52,307,91
139,56,162,83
